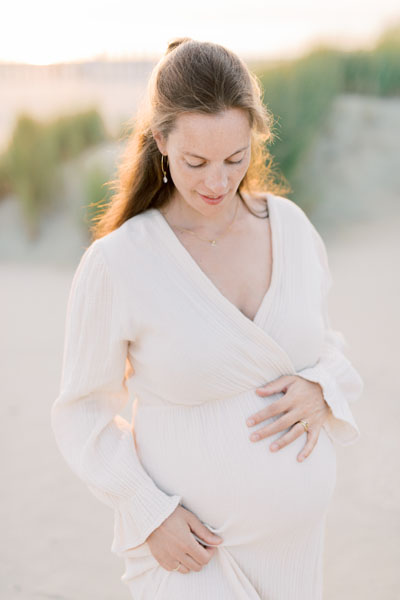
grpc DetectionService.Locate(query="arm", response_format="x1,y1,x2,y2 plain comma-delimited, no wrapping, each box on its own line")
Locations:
295,224,363,446
50,241,181,554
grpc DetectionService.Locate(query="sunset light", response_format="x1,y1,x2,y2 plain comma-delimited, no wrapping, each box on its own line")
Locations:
1,0,400,65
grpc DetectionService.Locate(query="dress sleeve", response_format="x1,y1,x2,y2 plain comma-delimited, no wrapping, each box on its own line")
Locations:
295,225,363,446
50,240,182,555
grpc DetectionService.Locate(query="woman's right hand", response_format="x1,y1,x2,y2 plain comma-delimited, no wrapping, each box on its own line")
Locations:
146,504,223,573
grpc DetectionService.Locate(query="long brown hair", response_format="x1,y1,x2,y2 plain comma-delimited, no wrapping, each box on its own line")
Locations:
90,37,290,241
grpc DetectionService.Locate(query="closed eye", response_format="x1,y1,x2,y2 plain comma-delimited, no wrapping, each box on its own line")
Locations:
187,159,243,168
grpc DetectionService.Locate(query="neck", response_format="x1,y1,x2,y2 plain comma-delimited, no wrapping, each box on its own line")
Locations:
163,191,243,235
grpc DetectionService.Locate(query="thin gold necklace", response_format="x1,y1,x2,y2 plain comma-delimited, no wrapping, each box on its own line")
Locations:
160,197,240,246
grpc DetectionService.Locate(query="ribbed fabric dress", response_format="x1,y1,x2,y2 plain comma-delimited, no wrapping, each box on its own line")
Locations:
51,192,363,599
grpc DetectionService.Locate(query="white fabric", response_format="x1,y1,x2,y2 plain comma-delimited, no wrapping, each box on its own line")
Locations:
51,193,363,599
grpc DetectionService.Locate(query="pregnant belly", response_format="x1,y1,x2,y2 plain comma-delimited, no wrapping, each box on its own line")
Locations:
133,390,337,547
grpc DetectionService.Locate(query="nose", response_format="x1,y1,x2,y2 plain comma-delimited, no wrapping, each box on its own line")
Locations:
204,166,229,196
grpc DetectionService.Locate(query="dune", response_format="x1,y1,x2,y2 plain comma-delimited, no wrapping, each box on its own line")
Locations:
1,94,399,598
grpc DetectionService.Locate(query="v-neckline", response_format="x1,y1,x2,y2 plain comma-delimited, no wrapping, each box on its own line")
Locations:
151,192,279,329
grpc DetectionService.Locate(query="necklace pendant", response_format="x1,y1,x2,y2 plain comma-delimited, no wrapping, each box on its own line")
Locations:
210,239,217,246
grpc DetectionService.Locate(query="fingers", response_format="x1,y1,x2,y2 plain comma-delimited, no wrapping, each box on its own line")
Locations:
169,560,190,573
165,525,218,574
268,421,305,453
152,505,220,574
175,552,205,573
297,428,319,462
246,395,293,427
248,415,321,463
167,545,216,574
255,375,296,396
248,409,301,441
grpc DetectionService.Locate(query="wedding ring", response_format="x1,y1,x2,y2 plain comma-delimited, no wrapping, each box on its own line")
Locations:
172,561,181,571
299,419,309,432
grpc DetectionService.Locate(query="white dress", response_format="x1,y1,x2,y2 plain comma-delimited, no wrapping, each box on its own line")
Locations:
51,193,363,599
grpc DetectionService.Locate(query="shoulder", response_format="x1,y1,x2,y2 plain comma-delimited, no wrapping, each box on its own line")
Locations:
90,209,155,268
96,209,152,250
245,190,330,282
267,193,328,274
72,210,155,293
268,193,312,227
243,190,313,227
269,192,324,243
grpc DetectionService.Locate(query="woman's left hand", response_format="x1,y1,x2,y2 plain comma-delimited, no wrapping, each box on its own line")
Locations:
245,375,332,462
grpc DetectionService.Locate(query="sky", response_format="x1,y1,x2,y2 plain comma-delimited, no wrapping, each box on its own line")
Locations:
2,0,400,65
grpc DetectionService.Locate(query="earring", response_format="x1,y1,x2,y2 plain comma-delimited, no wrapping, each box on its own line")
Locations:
161,154,168,183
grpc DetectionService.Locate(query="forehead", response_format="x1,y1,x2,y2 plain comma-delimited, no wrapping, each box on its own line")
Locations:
171,108,251,155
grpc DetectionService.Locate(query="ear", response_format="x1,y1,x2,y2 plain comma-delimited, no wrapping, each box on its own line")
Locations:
152,129,167,155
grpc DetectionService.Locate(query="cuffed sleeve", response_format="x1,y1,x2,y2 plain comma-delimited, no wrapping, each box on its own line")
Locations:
296,225,363,446
50,240,182,554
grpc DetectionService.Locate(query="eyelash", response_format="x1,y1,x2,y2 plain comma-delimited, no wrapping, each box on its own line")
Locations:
187,159,243,168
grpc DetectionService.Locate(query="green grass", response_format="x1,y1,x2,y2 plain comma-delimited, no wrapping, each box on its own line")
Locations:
251,23,400,196
0,108,109,238
1,24,399,235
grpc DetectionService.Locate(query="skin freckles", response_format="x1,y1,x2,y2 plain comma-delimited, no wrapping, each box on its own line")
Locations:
152,108,252,230
151,110,331,463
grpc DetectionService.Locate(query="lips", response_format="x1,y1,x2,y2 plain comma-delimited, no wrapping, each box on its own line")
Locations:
198,193,226,203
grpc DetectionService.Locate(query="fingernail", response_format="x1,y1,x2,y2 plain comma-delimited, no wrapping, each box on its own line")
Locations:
247,419,255,426
250,433,260,441
270,443,278,451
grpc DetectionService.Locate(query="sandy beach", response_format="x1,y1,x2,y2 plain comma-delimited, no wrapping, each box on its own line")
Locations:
1,94,399,598
0,209,398,599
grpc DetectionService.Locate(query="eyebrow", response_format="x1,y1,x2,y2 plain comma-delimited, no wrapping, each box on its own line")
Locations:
182,144,249,160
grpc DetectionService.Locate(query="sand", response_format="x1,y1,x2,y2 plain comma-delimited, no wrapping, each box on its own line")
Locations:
1,94,399,598
1,213,399,600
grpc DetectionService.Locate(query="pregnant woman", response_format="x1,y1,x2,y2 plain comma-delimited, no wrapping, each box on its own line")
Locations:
51,38,363,599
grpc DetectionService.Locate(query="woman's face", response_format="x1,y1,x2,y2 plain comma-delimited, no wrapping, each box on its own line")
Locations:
153,108,252,216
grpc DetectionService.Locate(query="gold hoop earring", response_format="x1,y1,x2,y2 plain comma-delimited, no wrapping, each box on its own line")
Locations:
161,154,168,184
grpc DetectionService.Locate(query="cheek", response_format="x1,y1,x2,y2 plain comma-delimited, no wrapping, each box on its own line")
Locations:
185,171,201,188
176,170,202,194
234,162,249,180
243,155,251,172
170,163,196,186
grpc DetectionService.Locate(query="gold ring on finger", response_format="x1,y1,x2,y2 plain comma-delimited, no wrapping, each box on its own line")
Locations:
299,419,310,432
172,561,182,571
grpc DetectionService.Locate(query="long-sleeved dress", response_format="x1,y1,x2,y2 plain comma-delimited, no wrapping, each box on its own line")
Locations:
51,192,363,599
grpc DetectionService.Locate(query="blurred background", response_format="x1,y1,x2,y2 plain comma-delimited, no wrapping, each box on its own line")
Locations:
1,1,399,598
